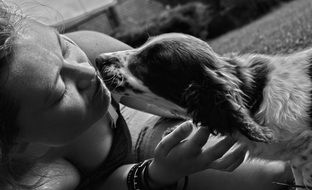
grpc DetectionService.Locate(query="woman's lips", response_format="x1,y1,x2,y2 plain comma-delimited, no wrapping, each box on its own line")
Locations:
92,75,111,102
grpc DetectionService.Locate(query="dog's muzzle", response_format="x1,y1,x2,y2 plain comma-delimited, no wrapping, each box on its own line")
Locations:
95,54,126,92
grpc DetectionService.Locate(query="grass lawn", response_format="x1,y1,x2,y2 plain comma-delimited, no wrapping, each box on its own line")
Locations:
209,0,312,55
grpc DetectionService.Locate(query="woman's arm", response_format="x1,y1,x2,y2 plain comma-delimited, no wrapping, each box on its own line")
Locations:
65,31,131,66
8,159,80,190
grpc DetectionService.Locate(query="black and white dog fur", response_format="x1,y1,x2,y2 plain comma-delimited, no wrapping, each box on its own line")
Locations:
96,33,312,189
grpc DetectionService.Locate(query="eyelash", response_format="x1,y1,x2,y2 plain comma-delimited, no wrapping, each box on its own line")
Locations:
61,86,69,101
62,40,70,57
55,83,68,105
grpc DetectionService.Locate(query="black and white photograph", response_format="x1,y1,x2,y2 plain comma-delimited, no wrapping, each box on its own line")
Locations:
0,0,310,189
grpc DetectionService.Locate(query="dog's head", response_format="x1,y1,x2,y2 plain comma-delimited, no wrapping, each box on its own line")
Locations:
96,33,274,142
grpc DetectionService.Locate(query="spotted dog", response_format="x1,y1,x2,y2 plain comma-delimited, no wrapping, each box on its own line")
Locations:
96,33,312,189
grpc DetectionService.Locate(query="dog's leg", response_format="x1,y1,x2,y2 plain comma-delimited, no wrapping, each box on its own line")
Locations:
291,165,305,190
300,145,312,189
302,162,312,189
288,131,312,189
291,137,312,190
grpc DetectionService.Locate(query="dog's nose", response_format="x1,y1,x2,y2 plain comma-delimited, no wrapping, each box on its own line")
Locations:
95,55,120,71
95,55,113,71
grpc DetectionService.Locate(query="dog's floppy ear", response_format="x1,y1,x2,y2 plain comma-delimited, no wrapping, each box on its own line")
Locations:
182,68,274,143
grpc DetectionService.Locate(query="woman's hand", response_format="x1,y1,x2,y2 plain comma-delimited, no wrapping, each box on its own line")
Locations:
148,121,248,187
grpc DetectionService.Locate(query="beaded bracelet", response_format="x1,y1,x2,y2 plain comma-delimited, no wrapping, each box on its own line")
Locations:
126,162,141,190
126,159,189,190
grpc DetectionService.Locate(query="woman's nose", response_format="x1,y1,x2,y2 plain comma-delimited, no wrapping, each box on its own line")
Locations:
61,60,96,90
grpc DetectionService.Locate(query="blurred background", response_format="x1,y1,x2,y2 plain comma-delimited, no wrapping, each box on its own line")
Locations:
9,0,312,55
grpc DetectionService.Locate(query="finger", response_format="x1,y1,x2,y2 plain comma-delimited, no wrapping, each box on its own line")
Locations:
207,144,247,171
203,136,237,161
224,153,246,172
184,126,210,154
219,145,247,172
213,150,246,172
154,121,193,157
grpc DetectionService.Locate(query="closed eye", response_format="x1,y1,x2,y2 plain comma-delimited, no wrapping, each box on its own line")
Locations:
49,76,68,107
55,85,68,105
61,39,71,58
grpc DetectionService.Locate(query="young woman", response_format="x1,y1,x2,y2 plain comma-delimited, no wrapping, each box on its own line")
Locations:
0,2,292,190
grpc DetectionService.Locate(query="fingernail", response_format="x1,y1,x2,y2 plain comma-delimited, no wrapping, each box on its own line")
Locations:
181,122,193,131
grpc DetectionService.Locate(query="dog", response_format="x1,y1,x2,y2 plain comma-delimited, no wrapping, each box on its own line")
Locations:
95,33,312,189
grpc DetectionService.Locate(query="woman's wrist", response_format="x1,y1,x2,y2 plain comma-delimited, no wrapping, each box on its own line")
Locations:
126,159,188,190
147,159,180,189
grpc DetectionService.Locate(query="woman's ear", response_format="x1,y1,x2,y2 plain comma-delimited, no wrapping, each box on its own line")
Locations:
182,79,274,143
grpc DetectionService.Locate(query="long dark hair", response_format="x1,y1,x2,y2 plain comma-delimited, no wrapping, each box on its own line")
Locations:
0,1,31,189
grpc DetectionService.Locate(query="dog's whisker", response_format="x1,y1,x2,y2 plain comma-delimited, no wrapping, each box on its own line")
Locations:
107,74,125,92
102,76,115,81
103,77,115,82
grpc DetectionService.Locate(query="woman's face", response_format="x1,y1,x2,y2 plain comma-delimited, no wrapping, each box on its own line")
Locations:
5,20,111,146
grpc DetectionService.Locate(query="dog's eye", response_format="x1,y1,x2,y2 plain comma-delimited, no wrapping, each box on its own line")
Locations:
145,43,164,55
